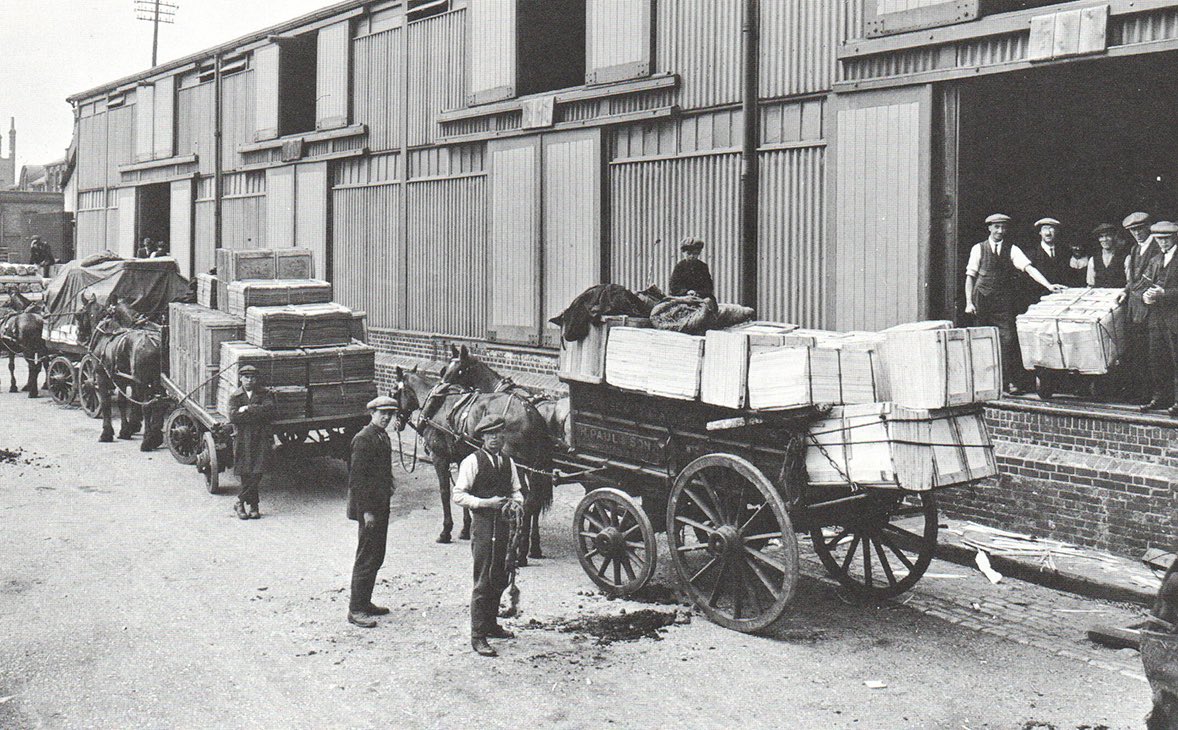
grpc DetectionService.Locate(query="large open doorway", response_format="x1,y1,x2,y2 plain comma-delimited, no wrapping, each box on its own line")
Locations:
136,183,171,256
944,52,1178,318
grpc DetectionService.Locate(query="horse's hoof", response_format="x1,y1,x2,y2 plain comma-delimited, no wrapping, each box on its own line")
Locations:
118,432,133,441
459,531,471,541
139,440,158,452
8,386,17,393
99,433,114,443
517,557,529,568
528,549,544,559
436,533,452,544
27,392,38,399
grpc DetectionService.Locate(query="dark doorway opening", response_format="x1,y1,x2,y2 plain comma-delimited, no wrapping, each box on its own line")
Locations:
136,183,171,256
950,53,1178,317
517,0,587,96
279,34,318,136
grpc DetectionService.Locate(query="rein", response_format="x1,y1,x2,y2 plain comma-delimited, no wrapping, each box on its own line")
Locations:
499,499,525,619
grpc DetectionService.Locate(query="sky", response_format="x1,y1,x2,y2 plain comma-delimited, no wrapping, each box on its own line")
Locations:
0,0,332,170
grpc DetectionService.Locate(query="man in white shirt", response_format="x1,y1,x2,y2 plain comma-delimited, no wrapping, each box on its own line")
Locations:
452,415,524,657
964,213,1066,394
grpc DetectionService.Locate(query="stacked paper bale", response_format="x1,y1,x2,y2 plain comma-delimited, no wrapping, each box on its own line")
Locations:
1017,288,1125,374
559,315,651,384
216,341,377,419
746,331,889,410
245,303,356,349
168,302,246,410
604,327,707,400
225,279,333,317
196,273,218,309
214,248,316,314
700,322,801,409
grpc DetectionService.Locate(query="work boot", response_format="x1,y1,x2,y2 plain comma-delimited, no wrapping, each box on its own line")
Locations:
234,501,249,520
471,637,497,657
347,611,377,628
362,603,390,616
485,625,514,640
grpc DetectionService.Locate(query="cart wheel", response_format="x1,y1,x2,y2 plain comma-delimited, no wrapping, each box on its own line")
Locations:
164,407,203,465
574,488,657,596
196,431,220,494
810,492,938,599
666,454,798,633
46,356,77,406
1035,369,1055,400
77,355,102,418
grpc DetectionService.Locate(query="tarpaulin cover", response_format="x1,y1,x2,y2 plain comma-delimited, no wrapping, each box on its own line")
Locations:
45,252,189,321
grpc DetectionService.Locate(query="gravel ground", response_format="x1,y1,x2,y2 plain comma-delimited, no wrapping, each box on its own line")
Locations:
0,364,1154,729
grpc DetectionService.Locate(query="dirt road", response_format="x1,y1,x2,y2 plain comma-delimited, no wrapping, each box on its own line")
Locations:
0,369,1153,729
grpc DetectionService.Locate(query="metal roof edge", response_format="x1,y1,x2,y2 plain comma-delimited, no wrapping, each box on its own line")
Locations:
66,0,370,105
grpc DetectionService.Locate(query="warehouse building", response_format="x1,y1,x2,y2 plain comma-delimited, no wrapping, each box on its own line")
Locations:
66,0,1176,557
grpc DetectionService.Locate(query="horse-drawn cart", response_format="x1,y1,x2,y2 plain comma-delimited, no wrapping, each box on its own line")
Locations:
551,380,988,633
161,371,369,493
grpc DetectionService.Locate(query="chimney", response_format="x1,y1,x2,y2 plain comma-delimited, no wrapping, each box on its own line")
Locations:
7,118,14,163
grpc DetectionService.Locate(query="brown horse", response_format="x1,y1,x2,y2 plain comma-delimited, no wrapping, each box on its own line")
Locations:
391,365,554,564
78,294,166,450
0,293,48,397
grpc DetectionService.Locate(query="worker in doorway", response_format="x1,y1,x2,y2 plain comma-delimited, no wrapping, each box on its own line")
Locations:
964,213,1067,395
1119,212,1160,404
137,237,153,259
1065,241,1091,288
1024,218,1071,307
28,236,54,278
669,237,715,303
151,239,169,258
1139,221,1178,416
1088,224,1127,289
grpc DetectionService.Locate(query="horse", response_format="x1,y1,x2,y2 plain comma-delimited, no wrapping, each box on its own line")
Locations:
78,294,166,450
0,293,48,397
391,365,554,565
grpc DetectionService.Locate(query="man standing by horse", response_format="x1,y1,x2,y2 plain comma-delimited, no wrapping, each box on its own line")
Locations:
228,365,277,520
345,396,399,629
452,415,524,657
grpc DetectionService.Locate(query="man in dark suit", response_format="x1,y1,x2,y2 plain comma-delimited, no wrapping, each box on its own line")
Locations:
1141,221,1178,416
1119,212,1159,403
669,237,715,302
1023,217,1070,310
345,396,399,628
228,365,277,520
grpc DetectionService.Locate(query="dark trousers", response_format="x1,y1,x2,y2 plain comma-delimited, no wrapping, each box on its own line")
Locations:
1123,320,1151,400
238,473,263,507
470,509,509,638
349,511,389,612
976,301,1023,389
1147,317,1177,404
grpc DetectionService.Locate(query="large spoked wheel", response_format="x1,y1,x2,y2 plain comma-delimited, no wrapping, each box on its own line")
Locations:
164,407,203,465
46,356,77,406
666,454,799,633
810,491,938,599
574,488,657,596
196,431,220,494
77,355,103,418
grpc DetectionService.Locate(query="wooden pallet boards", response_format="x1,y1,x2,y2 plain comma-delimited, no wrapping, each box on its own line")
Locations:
225,279,333,317
1017,287,1125,374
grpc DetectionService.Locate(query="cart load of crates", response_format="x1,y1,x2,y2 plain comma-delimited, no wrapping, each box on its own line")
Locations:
164,248,375,492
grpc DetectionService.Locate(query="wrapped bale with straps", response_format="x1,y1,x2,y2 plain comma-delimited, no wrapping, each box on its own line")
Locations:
1016,288,1125,374
225,279,333,318
245,303,355,349
804,403,997,490
559,315,650,385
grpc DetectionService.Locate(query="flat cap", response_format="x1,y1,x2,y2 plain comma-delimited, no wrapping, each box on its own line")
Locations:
474,415,506,437
366,395,399,411
1034,217,1061,228
679,236,705,252
985,213,1011,224
1151,221,1178,235
1091,223,1118,237
1123,212,1151,229
238,365,259,376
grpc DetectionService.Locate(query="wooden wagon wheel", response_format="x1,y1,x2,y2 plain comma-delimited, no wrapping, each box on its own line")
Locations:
573,488,657,596
810,492,938,599
76,355,102,419
666,454,799,633
195,431,220,494
164,407,203,466
46,356,77,406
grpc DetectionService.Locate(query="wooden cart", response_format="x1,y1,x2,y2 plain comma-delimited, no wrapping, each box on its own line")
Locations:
160,372,367,493
554,381,979,633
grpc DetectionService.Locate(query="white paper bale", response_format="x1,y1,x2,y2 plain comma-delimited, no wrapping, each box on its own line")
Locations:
1017,288,1125,374
604,327,704,400
700,323,800,409
746,339,887,410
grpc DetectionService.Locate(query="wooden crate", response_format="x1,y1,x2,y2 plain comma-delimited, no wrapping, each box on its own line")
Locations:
245,303,354,349
747,338,887,411
196,273,217,309
881,327,1001,409
224,279,333,317
349,311,368,343
215,248,315,281
604,327,704,400
168,302,246,408
881,320,954,333
557,317,650,384
1017,288,1125,374
805,403,997,491
700,323,801,409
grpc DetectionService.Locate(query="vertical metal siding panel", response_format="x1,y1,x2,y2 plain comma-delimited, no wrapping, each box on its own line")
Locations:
489,140,540,338
295,162,328,273
332,181,404,330
761,0,836,97
75,211,103,259
317,21,351,128
587,0,648,76
656,0,741,110
221,71,256,170
106,106,135,186
609,153,741,300
195,201,216,274
840,0,866,81
353,29,404,152
469,0,515,102
266,166,295,247
177,83,216,173
153,75,176,159
757,147,824,327
408,10,467,147
543,132,601,339
135,85,155,161
116,187,137,257
169,179,193,277
254,44,280,140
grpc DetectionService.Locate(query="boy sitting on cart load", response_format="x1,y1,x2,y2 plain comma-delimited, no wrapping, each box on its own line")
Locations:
229,364,277,520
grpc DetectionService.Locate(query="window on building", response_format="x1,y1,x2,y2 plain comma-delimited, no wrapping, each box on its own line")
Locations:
278,34,318,136
517,0,586,96
407,0,448,22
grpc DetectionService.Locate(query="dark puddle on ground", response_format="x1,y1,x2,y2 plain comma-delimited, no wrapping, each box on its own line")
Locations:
530,608,686,646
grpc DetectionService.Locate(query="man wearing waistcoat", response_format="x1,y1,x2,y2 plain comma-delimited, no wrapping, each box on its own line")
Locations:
452,415,524,657
965,213,1067,394
1023,217,1071,309
1140,221,1178,416
1119,212,1160,404
345,396,400,629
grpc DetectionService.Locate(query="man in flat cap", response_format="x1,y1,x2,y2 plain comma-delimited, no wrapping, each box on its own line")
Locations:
1120,212,1160,404
670,237,715,303
345,396,400,628
452,415,524,657
1140,221,1178,415
965,213,1067,394
1025,218,1071,301
228,365,277,520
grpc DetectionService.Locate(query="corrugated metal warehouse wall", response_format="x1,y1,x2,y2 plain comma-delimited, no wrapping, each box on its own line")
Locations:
407,9,467,147
220,69,256,171
177,80,217,175
221,171,266,250
353,27,404,152
331,154,404,329
760,0,838,98
759,146,825,327
655,0,742,110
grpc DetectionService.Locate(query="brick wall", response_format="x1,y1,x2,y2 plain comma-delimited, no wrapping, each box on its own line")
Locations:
942,402,1178,557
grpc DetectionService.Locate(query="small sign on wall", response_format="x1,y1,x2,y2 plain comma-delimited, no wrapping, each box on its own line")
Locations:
1029,5,1108,62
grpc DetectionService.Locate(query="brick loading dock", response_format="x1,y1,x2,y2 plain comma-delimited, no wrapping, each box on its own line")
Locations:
369,329,1175,561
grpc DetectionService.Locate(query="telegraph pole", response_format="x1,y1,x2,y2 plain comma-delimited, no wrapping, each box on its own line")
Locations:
134,0,178,67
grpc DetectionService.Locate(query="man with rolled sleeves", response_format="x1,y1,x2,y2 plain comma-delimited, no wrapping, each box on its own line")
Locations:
228,365,277,520
452,415,524,657
1140,221,1178,415
1119,212,1160,404
345,396,399,628
965,213,1067,394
